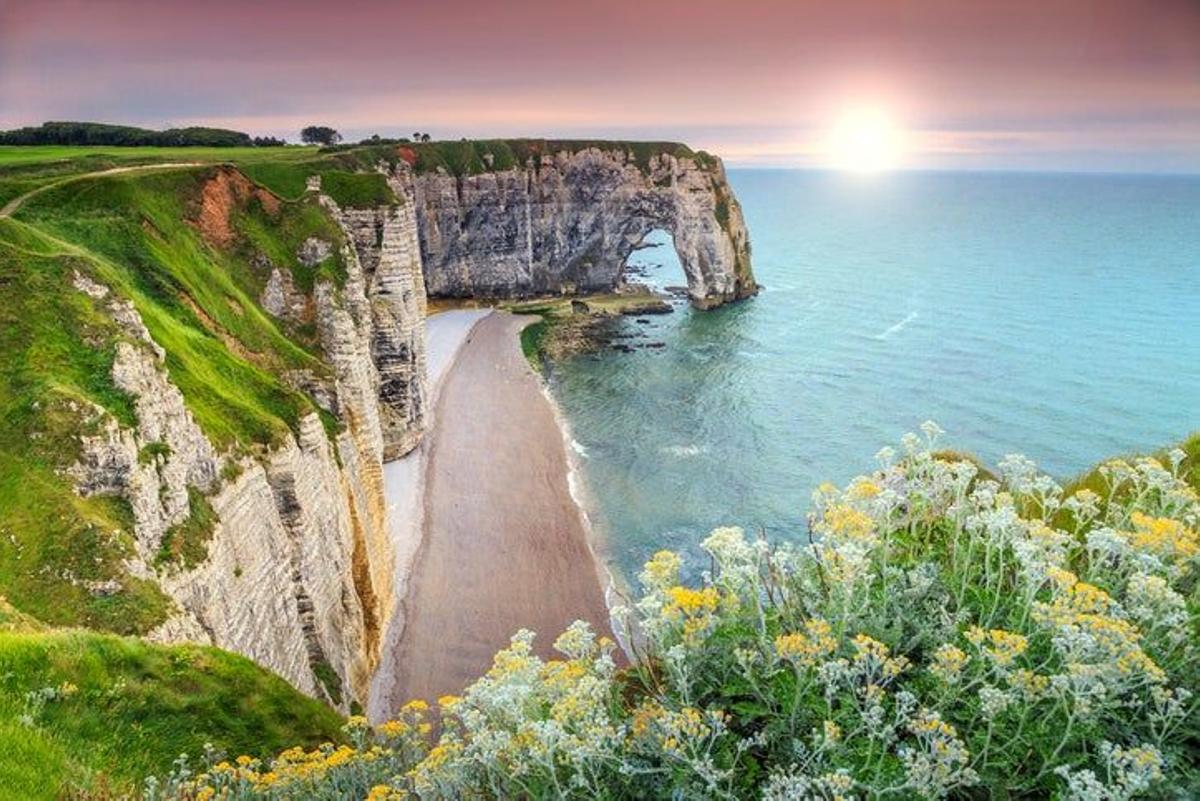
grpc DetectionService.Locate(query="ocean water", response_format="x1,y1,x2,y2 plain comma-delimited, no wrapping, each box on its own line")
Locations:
548,169,1200,582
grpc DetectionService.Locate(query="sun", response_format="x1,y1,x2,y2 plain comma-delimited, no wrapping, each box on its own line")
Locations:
826,108,905,172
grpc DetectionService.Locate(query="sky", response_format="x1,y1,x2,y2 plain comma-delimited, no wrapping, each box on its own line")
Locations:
2,0,1199,172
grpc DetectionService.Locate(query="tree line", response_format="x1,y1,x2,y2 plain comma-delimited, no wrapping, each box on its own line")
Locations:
0,121,286,147
0,121,437,148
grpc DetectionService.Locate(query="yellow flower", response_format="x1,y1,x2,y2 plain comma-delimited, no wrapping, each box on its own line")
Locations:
1129,512,1198,561
641,550,683,589
818,504,878,546
235,755,254,767
983,629,1028,667
823,719,842,743
846,478,882,499
324,745,357,768
376,720,410,738
851,633,910,679
254,771,279,787
664,586,720,617
631,700,667,738
437,694,462,710
1046,567,1077,590
931,643,968,682
775,618,837,667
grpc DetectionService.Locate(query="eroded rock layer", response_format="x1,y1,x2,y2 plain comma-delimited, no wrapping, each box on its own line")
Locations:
409,146,756,308
66,173,415,708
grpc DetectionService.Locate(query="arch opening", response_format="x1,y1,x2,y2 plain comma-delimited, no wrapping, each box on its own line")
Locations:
620,227,689,299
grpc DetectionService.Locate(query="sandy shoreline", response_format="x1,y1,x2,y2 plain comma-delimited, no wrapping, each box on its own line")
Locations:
369,311,614,717
367,309,489,721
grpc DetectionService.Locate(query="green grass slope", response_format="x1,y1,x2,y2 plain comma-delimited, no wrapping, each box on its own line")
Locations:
0,149,405,636
0,622,344,800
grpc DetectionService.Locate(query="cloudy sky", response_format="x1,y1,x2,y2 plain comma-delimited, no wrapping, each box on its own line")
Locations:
2,0,1198,171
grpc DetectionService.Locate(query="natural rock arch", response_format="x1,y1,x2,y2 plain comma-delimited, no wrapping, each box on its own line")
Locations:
409,145,757,309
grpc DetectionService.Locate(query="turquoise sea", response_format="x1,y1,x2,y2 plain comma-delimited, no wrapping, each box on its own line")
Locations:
547,169,1200,582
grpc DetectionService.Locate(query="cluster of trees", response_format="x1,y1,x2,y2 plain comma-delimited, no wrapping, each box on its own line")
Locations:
300,126,342,146
0,121,286,147
357,133,432,145
301,127,435,147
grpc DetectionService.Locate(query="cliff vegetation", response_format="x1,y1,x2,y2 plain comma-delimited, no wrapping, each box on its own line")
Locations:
0,147,404,635
144,427,1199,800
0,602,343,799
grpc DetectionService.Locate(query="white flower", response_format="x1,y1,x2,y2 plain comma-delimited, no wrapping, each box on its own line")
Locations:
553,620,597,660
998,453,1039,494
979,686,1011,720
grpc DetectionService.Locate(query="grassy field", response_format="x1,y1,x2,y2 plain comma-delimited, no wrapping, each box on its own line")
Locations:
0,145,399,211
0,145,318,167
0,617,344,799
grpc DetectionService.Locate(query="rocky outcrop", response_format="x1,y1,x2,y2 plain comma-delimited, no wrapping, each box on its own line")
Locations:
68,273,221,563
321,179,428,461
153,413,372,701
408,146,756,308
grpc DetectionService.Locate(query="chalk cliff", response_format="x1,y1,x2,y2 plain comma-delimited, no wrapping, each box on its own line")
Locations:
322,170,428,460
63,167,427,708
408,145,756,308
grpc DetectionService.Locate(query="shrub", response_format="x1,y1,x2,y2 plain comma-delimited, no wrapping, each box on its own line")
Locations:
155,424,1199,799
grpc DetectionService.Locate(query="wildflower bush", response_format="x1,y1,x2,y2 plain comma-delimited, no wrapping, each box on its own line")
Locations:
155,425,1199,799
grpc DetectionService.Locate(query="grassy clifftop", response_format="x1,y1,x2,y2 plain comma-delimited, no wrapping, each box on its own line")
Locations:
0,610,343,799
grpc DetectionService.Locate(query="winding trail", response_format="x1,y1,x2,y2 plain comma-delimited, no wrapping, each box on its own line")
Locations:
386,312,613,705
0,162,204,219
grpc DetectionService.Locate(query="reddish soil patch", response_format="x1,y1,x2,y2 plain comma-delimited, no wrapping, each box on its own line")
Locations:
179,292,271,369
396,146,418,166
193,167,280,248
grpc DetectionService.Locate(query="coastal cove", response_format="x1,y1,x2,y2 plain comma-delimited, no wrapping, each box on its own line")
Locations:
2,137,1199,797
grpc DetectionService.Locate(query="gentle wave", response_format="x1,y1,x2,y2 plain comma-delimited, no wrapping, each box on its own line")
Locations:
661,444,707,458
874,310,919,340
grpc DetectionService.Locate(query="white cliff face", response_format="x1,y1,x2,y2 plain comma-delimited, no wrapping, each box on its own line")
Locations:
322,180,429,461
409,147,756,308
68,210,409,706
68,274,221,563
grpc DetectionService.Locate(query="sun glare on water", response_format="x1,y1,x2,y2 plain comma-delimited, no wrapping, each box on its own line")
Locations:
826,108,905,172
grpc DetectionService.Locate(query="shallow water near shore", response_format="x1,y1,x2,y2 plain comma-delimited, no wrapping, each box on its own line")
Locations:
546,169,1200,582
